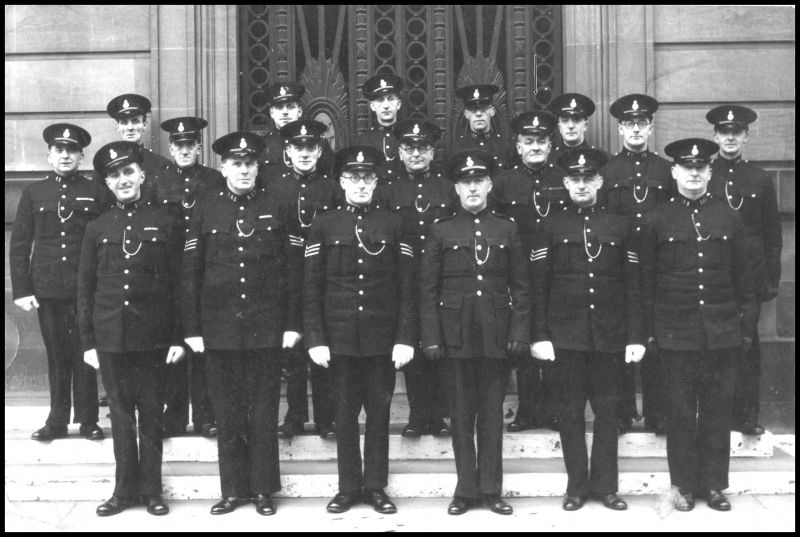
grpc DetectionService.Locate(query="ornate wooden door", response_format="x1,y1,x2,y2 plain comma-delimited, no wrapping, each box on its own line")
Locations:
239,5,561,151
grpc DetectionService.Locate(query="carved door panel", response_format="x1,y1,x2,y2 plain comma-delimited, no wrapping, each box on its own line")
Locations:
239,5,561,150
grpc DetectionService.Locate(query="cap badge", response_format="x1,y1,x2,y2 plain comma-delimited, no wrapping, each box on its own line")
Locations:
473,88,480,99
300,125,308,136
691,145,699,156
109,149,117,159
280,86,287,96
632,100,639,111
240,138,247,149
727,110,734,121
356,151,364,163
177,122,185,133
569,98,577,109
466,156,474,168
532,116,540,127
578,154,586,166
380,79,387,88
63,128,71,138
412,124,420,135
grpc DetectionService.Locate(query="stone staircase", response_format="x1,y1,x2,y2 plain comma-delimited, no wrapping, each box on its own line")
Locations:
5,384,795,502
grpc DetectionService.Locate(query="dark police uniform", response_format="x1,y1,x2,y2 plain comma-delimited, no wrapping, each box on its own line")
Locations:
181,132,303,504
419,150,531,504
303,146,416,497
10,124,105,440
706,105,782,434
531,148,643,502
380,119,458,437
354,73,405,181
491,110,567,432
547,93,601,165
450,84,517,171
77,141,181,504
640,138,756,502
157,116,224,437
602,94,672,433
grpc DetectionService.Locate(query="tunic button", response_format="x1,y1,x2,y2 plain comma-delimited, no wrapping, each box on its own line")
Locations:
358,290,364,295
238,246,244,252
475,231,482,236
124,284,129,290
240,206,245,211
241,294,246,299
128,213,132,217
241,278,245,282
696,237,702,242
125,255,130,259
125,240,131,244
60,231,66,236
240,263,245,267
61,257,67,261
586,242,592,247
590,304,595,309
185,216,190,220
699,285,704,290
586,228,591,233
474,219,480,224
477,290,482,296
61,195,66,198
61,244,66,248
301,210,306,214
358,306,364,311
418,184,423,188
124,301,129,306
589,288,595,293
698,252,703,257
476,245,482,251
585,216,589,221
588,258,594,263
477,275,483,280
358,216,363,220
728,181,733,185
124,269,129,274
419,221,425,226
420,235,425,240
699,300,704,305
417,194,422,199
698,268,703,273
301,184,306,189
358,259,363,263
359,274,364,279
636,213,642,218
589,273,594,278
358,228,363,233
300,197,305,201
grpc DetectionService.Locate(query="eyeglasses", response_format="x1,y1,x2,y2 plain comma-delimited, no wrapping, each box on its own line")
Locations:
399,143,433,153
341,174,378,185
620,119,650,129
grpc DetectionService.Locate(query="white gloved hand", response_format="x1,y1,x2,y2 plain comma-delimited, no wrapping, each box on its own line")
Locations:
282,331,302,349
308,346,331,368
625,344,646,363
530,341,556,361
166,345,186,364
184,336,205,353
14,296,39,311
84,349,99,370
391,344,415,370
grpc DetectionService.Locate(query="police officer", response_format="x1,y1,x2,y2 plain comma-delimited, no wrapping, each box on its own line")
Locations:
491,109,567,433
269,119,339,440
381,118,457,438
78,141,185,517
548,93,600,164
531,148,644,512
181,132,304,516
258,81,335,178
603,94,672,435
157,116,223,438
640,138,756,512
706,105,782,436
420,149,531,516
304,146,416,515
10,124,105,442
354,73,405,181
450,85,517,171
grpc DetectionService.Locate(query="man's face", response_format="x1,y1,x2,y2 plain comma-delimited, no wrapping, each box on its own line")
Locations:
168,140,202,169
517,134,551,168
672,162,712,200
454,176,492,213
399,141,434,173
105,163,144,203
115,114,147,144
46,144,83,176
270,101,302,129
368,94,402,127
714,127,749,160
286,142,322,174
563,173,603,207
221,155,259,195
618,117,653,152
557,115,587,146
463,106,494,134
340,169,378,206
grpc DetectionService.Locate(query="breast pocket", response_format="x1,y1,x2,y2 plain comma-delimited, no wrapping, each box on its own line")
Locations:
485,236,511,271
551,231,584,272
702,228,732,268
253,215,283,258
656,228,692,271
201,218,236,261
325,233,356,274
136,227,170,273
33,201,60,238
595,232,624,271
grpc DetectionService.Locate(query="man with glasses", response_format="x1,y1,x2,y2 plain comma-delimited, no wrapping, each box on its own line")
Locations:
706,105,781,437
640,138,756,512
381,119,457,438
603,94,672,435
451,84,516,171
355,73,405,181
548,93,602,165
420,149,530,515
304,146,416,515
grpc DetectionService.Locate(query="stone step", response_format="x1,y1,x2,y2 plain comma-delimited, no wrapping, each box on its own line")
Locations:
5,452,795,501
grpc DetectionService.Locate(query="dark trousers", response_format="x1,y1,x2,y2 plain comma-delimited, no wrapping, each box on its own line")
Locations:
662,348,736,492
282,346,334,426
330,354,396,493
617,359,639,423
402,348,448,424
206,349,282,498
513,358,558,424
642,348,665,422
733,302,762,425
554,349,621,497
37,298,98,427
445,357,509,499
162,349,215,431
99,350,167,498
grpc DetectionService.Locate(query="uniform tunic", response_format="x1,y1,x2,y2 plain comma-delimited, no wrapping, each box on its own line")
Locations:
548,136,595,166
450,131,516,172
355,125,404,182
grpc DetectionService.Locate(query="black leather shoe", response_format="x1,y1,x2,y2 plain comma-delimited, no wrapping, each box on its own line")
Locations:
365,489,397,514
740,422,766,435
98,394,109,407
326,491,361,513
31,425,68,441
255,494,276,516
447,496,471,515
96,496,130,517
79,423,104,441
145,495,169,516
277,421,303,439
196,423,218,438
316,423,336,440
592,492,627,511
506,419,532,432
674,490,695,511
401,422,424,438
210,496,248,515
484,495,513,515
429,419,451,437
701,489,731,511
562,495,586,511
